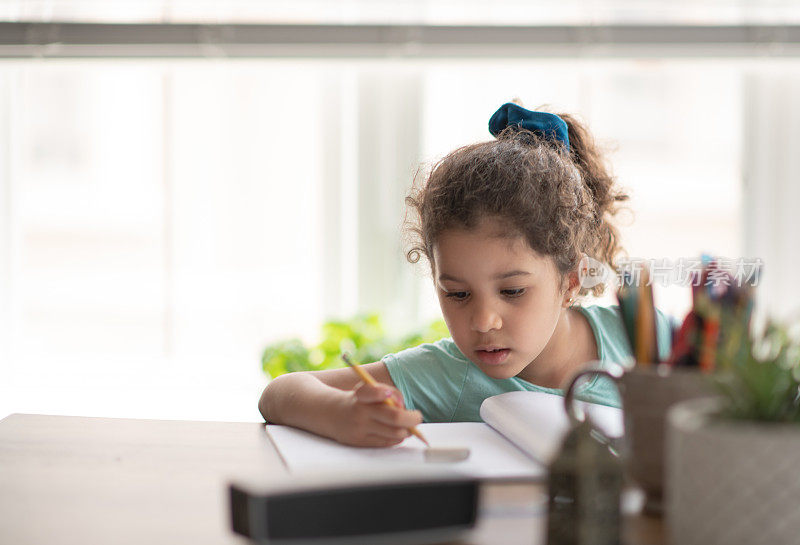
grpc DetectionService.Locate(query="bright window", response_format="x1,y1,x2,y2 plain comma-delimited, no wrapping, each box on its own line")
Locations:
0,56,751,420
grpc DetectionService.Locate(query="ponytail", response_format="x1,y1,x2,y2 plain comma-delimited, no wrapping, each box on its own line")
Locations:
558,113,629,272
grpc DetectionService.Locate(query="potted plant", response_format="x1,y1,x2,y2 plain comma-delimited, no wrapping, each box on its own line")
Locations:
666,318,800,545
261,313,449,378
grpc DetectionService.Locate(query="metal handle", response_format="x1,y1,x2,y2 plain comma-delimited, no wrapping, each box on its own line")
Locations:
563,363,626,453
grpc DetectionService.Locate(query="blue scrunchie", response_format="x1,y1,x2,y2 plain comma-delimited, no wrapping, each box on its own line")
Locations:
488,102,570,150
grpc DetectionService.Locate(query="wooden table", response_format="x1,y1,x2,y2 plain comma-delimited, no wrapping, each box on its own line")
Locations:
0,414,662,544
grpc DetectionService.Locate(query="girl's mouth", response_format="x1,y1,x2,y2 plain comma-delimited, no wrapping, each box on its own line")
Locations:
475,348,511,365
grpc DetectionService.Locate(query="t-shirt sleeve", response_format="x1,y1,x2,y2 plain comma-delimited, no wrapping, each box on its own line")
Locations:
382,339,469,423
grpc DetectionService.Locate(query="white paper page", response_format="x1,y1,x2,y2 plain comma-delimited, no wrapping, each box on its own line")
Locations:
267,422,543,480
479,391,623,465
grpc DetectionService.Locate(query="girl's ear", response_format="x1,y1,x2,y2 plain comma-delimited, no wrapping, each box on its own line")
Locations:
561,256,587,307
563,273,579,307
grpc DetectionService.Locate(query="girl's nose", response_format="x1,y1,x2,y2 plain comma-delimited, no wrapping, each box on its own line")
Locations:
470,302,502,333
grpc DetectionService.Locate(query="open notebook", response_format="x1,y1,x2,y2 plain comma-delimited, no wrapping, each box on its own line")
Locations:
267,390,623,480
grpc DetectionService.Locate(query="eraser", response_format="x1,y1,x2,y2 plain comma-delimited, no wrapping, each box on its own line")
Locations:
424,447,471,463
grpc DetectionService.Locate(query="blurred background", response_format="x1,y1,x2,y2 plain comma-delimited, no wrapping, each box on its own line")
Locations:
2,0,800,422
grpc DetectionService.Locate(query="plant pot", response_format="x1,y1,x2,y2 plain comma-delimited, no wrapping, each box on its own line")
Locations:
666,397,800,545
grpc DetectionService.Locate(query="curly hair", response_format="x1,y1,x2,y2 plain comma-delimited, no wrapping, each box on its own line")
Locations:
404,111,629,297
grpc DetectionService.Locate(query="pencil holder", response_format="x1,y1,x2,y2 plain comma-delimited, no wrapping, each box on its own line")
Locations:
618,366,712,513
567,365,712,513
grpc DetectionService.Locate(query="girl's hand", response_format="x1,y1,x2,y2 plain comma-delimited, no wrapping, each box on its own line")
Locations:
333,382,423,447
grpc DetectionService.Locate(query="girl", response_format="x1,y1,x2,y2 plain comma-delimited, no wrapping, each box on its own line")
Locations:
258,102,672,447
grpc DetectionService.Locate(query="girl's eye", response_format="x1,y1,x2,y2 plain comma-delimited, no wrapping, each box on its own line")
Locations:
445,291,469,301
501,288,526,298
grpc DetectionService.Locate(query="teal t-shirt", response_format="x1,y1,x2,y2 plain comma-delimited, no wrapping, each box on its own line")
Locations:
383,304,673,423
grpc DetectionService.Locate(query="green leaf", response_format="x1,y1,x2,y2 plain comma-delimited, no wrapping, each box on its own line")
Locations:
261,339,312,378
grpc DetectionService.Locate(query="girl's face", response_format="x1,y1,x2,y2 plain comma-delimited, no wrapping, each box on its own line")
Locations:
432,217,569,382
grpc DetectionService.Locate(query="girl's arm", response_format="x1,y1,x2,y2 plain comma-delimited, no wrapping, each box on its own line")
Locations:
258,362,423,447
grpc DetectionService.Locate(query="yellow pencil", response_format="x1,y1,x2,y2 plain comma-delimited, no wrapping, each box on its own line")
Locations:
341,353,430,447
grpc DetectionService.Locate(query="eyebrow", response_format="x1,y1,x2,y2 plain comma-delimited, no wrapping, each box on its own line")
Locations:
438,270,531,283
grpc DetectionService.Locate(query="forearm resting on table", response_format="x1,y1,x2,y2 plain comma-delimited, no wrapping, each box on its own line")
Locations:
258,373,347,440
